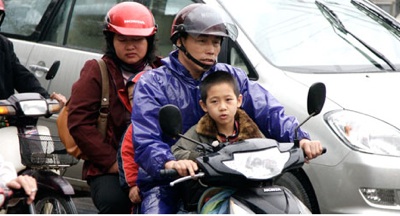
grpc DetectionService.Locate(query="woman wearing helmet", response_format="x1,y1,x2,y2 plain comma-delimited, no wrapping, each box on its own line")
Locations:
131,3,323,214
67,2,160,214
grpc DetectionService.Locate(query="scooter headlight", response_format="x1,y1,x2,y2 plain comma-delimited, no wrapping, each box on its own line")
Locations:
325,110,400,157
223,147,290,179
19,100,47,116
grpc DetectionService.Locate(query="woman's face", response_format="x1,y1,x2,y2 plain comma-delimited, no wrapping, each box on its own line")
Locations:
113,34,148,65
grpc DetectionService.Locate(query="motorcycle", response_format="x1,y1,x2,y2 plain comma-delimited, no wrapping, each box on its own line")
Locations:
0,61,79,214
158,82,327,214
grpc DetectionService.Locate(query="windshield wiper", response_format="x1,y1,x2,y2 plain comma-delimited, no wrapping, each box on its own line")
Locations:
351,0,400,37
315,0,396,71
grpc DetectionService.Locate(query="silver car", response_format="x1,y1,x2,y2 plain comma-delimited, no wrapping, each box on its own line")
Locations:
2,0,400,214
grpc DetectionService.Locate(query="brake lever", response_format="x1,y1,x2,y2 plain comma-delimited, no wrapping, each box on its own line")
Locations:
170,172,205,187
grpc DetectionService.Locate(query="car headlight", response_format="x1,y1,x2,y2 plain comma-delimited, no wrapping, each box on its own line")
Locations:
325,110,400,157
222,147,290,179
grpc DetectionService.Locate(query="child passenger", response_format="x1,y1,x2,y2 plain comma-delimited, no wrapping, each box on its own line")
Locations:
117,72,144,213
171,71,264,212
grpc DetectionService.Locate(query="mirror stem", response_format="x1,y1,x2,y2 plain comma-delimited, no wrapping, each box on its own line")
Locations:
47,80,53,92
294,112,315,148
176,134,202,145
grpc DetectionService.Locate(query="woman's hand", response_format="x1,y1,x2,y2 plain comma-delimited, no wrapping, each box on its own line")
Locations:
50,92,67,107
6,175,37,204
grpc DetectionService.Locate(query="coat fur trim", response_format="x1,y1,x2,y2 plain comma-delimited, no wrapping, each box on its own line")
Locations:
196,109,263,140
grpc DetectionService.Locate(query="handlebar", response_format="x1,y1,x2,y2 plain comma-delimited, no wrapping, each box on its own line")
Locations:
0,187,13,208
0,188,36,213
160,169,179,178
160,169,205,187
160,146,327,187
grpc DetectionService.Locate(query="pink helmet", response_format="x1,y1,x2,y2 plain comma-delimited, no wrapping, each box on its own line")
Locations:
104,2,157,36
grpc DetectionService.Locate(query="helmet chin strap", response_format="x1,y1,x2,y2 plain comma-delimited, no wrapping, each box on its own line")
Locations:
176,38,215,70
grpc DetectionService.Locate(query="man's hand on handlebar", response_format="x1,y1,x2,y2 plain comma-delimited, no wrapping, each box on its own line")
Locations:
165,160,198,177
300,139,323,163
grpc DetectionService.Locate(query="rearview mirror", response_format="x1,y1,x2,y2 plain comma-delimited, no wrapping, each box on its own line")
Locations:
45,60,60,80
158,104,182,138
307,82,326,116
294,82,326,147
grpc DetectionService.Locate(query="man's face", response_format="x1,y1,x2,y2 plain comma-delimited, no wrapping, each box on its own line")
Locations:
178,34,222,78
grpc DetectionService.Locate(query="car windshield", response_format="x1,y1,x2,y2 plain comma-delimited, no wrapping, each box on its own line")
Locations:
219,0,400,73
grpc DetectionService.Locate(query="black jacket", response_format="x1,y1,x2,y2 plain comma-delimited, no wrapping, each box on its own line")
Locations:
0,34,48,99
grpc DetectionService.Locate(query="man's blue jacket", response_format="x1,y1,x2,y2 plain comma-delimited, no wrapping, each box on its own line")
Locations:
131,50,310,188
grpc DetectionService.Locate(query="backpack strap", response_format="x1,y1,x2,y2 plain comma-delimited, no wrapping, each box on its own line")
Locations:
96,59,109,138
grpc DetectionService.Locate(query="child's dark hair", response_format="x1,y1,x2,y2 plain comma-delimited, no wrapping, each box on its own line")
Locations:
200,71,240,103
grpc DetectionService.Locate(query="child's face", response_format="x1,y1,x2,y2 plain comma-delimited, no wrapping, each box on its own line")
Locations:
128,84,134,107
200,82,242,130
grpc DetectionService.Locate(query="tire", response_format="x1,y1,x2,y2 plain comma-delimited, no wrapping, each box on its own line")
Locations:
275,172,313,212
5,201,31,214
34,191,78,214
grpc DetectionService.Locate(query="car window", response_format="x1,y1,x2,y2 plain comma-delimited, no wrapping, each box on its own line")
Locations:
220,38,258,80
43,0,72,46
3,0,126,53
66,0,118,52
45,0,119,53
136,0,194,57
2,0,51,36
2,0,195,56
